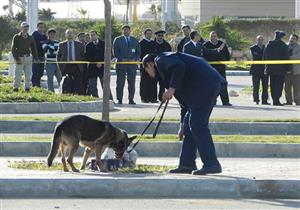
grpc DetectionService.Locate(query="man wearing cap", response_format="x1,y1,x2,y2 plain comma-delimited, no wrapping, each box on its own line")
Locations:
263,31,289,106
42,28,62,92
177,25,191,52
113,25,141,105
139,28,158,103
142,52,225,175
11,22,38,92
153,30,172,101
31,22,47,87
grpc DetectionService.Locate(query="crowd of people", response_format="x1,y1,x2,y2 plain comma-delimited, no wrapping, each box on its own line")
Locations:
10,21,300,106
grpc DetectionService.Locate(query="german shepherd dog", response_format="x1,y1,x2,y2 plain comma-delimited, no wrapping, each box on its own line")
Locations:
47,115,136,172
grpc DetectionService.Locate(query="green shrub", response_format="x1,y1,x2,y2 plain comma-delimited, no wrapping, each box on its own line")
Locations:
94,17,122,42
197,16,250,50
0,83,98,102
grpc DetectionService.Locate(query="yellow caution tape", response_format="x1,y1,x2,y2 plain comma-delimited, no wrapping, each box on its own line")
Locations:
1,60,300,65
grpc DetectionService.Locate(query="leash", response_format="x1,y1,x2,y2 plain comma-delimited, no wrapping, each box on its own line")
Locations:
127,100,169,153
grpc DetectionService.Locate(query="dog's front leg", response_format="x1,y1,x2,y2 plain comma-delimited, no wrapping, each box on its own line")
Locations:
95,145,108,172
80,147,92,170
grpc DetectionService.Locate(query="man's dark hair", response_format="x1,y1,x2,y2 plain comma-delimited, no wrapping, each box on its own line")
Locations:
37,22,44,27
90,30,98,35
182,25,190,30
144,28,152,35
292,34,299,40
77,32,85,37
190,31,199,40
122,25,131,30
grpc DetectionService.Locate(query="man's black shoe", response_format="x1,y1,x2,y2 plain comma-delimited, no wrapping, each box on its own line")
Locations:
192,165,222,175
284,102,293,105
117,100,122,105
223,103,232,106
13,88,18,92
129,100,136,105
273,102,284,106
262,101,270,105
169,167,196,174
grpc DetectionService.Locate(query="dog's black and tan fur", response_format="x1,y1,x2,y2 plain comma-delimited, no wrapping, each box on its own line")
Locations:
47,115,136,172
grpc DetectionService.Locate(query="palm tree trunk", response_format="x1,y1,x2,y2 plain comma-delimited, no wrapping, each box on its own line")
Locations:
102,0,112,121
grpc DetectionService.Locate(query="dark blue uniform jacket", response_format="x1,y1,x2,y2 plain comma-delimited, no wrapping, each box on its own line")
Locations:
154,52,226,119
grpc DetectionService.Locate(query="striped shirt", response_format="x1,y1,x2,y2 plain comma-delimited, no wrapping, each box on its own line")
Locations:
42,39,59,61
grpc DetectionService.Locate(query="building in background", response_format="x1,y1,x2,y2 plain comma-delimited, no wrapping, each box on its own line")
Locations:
181,0,297,25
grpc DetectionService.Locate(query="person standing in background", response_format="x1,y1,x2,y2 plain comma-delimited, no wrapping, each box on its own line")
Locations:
183,30,223,58
42,28,62,92
204,31,232,106
113,25,141,105
31,22,47,87
250,35,269,105
177,25,191,52
85,31,113,100
153,30,172,101
139,28,158,103
57,29,86,95
285,34,300,105
264,31,289,106
11,22,38,92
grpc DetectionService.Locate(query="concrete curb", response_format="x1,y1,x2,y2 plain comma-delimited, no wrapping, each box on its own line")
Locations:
0,178,299,199
0,101,114,114
0,121,299,135
1,142,299,158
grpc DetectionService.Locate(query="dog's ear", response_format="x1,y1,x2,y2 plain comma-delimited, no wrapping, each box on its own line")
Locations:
128,135,137,144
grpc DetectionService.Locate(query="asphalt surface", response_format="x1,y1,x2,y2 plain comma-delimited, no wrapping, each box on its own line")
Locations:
1,199,299,210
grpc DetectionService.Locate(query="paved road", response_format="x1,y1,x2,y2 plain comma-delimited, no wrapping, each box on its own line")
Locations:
1,199,299,210
1,157,299,180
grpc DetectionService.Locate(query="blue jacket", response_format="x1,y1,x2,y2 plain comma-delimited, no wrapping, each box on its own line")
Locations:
155,52,226,110
32,30,47,57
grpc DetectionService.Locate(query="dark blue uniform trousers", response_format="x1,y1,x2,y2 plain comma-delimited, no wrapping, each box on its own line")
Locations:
179,85,221,169
116,64,137,101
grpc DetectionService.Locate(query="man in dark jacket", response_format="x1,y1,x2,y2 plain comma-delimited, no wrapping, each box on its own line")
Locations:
183,30,223,58
204,31,232,106
250,35,269,105
153,30,172,101
85,31,113,99
31,22,47,87
177,25,191,52
139,28,158,103
143,52,225,175
264,31,289,106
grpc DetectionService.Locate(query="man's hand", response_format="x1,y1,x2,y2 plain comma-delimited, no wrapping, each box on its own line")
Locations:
178,123,184,141
96,63,102,68
162,88,175,101
218,43,225,52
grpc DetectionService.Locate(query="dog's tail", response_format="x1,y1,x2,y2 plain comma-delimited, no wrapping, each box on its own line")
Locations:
47,124,63,167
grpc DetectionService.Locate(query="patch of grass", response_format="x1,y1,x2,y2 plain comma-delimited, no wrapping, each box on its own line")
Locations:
0,62,9,70
0,115,299,122
0,83,98,102
241,85,271,95
8,160,172,173
2,135,300,144
0,75,13,84
227,63,250,71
